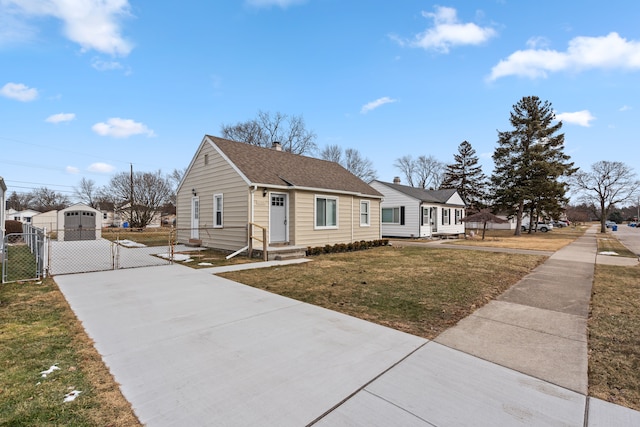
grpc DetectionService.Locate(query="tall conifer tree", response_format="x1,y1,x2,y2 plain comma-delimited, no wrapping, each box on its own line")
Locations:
441,140,488,212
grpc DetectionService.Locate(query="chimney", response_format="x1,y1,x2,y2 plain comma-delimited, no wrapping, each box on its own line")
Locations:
272,141,282,151
393,176,401,184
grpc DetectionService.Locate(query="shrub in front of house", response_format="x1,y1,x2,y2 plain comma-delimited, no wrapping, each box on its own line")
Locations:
306,239,389,256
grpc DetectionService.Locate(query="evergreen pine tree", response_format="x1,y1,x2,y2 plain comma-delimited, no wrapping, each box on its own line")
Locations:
441,140,488,212
491,96,576,235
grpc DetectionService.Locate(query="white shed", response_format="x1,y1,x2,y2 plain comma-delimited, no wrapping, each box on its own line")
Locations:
57,204,102,241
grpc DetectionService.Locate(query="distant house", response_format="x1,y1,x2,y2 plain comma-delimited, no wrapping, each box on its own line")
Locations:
0,177,6,243
6,208,40,224
176,135,383,255
465,213,517,231
370,178,466,238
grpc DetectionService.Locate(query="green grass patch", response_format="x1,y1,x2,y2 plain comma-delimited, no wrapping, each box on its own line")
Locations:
3,244,38,283
0,278,140,426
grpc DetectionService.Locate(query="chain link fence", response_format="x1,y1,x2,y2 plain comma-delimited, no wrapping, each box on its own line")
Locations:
1,224,46,283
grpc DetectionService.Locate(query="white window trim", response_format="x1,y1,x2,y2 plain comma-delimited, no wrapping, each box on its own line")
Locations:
360,200,370,227
314,195,338,229
382,207,401,224
213,194,223,228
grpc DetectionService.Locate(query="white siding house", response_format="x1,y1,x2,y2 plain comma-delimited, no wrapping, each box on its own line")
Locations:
370,179,466,238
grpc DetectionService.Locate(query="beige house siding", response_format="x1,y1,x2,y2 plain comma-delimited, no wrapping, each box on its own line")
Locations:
177,141,249,251
292,191,380,247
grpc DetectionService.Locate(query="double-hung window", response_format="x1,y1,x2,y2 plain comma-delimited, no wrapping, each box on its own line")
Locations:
382,207,404,225
213,194,223,228
360,201,370,226
315,196,337,228
442,208,450,225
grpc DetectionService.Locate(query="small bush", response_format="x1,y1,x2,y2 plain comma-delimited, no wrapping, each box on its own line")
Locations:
306,239,389,257
5,220,23,235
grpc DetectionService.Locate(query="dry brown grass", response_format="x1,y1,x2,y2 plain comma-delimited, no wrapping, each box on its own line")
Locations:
589,264,640,411
447,226,587,251
0,278,140,426
220,246,547,339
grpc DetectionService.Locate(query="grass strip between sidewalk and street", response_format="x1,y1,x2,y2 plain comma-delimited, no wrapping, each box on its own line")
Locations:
589,263,640,411
0,278,140,427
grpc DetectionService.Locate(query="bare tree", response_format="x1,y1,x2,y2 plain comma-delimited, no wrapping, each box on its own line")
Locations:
6,191,33,210
73,177,99,208
31,187,70,211
319,145,377,181
221,110,317,155
394,154,445,189
573,161,640,233
320,144,343,163
394,155,416,187
107,170,173,228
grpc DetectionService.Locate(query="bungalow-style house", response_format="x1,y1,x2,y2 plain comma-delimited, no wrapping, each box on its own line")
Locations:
0,177,6,244
176,136,383,255
6,208,40,224
370,178,466,238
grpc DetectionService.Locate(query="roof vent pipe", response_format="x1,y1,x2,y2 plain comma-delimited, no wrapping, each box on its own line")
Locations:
393,176,401,184
272,141,282,151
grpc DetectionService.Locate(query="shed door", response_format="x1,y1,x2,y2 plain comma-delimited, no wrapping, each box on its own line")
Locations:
64,211,96,241
269,193,288,243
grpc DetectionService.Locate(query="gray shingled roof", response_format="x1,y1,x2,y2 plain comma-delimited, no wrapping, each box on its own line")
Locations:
373,180,462,204
207,136,383,197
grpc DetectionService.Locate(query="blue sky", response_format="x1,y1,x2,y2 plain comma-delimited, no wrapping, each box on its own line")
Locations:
1,0,639,202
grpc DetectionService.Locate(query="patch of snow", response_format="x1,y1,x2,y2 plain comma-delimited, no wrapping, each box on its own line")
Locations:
117,239,147,248
599,251,619,256
198,262,213,266
40,364,60,378
64,390,81,402
157,253,193,262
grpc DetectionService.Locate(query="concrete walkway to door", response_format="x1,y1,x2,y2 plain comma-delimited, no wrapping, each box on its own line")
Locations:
54,227,640,426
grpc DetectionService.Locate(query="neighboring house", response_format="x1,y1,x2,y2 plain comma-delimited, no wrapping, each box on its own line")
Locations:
465,213,517,231
0,177,6,244
6,208,40,224
176,135,383,253
31,210,58,231
370,178,466,238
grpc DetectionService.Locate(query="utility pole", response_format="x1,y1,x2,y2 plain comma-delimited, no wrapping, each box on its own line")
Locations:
130,163,134,228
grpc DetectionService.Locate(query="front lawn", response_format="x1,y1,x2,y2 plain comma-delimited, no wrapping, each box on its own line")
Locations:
220,246,547,339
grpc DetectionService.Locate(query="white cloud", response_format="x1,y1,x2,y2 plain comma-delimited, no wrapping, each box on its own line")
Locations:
393,6,496,53
361,97,397,114
1,82,38,101
489,32,640,81
91,57,124,71
88,162,115,173
619,105,632,111
92,118,155,138
2,0,133,56
45,112,76,123
526,36,550,49
245,0,306,8
66,166,80,174
555,110,596,127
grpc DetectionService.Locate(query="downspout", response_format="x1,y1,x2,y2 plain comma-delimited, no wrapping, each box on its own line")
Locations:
249,185,257,248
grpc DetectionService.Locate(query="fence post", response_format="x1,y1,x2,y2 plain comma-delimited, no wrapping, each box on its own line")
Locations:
262,228,268,261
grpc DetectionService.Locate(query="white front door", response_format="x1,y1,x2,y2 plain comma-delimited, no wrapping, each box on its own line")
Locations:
430,207,438,233
191,197,199,239
269,193,288,243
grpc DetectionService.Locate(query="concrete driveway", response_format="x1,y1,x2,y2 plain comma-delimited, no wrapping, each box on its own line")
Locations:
55,231,640,426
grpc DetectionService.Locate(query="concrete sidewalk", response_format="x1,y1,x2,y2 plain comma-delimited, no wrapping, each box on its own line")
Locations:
54,226,640,426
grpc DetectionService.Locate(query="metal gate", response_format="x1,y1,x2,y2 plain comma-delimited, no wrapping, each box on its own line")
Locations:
2,232,46,283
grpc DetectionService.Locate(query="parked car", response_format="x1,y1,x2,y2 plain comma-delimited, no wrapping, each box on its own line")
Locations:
605,221,617,228
552,220,569,228
522,222,553,232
